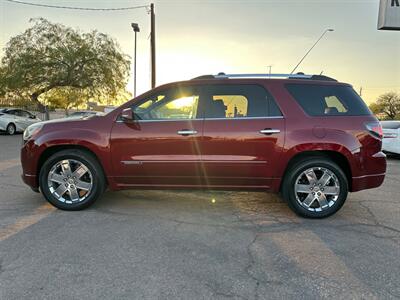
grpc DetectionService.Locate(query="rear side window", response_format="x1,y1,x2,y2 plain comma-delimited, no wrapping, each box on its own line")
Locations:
204,84,282,119
286,84,371,116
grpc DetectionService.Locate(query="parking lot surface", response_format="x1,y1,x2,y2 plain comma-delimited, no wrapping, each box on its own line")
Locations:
0,134,399,299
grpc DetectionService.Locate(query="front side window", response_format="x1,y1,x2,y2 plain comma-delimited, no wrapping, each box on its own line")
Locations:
133,87,200,121
204,85,282,119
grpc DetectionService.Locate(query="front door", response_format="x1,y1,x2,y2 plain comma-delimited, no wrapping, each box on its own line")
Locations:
110,85,204,187
200,84,285,188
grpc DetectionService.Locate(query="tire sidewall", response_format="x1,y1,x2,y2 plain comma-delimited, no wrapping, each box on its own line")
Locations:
7,123,16,135
283,159,348,218
39,150,105,210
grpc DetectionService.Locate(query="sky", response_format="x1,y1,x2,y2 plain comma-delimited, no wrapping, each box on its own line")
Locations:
0,0,399,104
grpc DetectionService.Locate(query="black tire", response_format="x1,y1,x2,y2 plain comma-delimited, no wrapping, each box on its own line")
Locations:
6,123,16,135
281,158,348,218
39,149,106,210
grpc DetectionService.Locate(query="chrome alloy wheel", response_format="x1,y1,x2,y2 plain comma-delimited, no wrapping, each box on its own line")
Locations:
294,167,340,212
47,159,93,204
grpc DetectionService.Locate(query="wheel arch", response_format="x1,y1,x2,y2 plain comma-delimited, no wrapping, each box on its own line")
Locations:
279,150,352,192
37,145,108,186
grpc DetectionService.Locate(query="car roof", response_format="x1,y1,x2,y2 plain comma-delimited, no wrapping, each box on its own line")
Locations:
191,73,338,82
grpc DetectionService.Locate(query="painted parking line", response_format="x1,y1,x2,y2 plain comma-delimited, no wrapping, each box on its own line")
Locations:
0,158,20,172
0,203,55,242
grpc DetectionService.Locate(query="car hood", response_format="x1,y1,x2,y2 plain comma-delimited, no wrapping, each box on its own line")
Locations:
37,115,99,126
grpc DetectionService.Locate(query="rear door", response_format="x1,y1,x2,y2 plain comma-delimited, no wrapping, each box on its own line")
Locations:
110,85,205,187
201,84,285,188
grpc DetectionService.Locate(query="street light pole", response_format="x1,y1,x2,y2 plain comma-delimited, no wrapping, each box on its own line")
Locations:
131,23,140,97
290,29,334,74
150,3,156,88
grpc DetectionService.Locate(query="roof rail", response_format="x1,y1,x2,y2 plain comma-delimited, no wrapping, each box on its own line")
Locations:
213,73,313,79
191,73,337,81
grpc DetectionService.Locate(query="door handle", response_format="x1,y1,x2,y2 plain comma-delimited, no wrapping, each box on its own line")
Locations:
259,128,280,135
177,130,198,136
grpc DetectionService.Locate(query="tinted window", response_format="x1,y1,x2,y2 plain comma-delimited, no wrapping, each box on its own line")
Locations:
286,84,371,116
204,85,281,118
19,110,31,118
133,87,200,120
381,121,400,129
5,110,16,115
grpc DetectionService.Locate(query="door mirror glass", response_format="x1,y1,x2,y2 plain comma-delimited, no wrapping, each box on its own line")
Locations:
121,108,134,122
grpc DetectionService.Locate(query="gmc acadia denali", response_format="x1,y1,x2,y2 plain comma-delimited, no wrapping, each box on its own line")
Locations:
21,73,386,218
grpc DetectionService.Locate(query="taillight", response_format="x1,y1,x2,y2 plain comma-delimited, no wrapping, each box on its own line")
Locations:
365,122,383,139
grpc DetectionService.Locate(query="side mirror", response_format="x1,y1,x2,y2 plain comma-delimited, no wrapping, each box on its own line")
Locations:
121,108,134,122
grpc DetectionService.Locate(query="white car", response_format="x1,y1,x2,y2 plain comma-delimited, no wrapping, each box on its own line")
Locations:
381,120,400,155
0,108,41,135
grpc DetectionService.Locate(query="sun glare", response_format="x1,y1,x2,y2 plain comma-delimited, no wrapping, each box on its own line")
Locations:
166,96,196,109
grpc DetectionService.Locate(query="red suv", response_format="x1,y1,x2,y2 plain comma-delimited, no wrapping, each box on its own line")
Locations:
20,73,386,218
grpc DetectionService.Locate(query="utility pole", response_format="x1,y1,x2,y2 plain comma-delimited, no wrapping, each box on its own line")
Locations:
150,3,156,88
359,87,363,97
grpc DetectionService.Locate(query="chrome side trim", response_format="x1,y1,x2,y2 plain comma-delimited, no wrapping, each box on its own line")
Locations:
120,160,267,164
121,161,143,165
352,173,386,179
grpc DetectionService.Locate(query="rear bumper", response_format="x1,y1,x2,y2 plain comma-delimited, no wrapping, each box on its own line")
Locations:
351,173,386,192
350,151,386,192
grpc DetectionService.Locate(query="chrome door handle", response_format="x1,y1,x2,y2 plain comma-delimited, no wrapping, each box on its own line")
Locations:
259,128,280,135
177,130,198,136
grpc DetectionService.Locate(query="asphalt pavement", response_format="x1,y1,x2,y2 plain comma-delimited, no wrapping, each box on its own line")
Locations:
0,134,399,299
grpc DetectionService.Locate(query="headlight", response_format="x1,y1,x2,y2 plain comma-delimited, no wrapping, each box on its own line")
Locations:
23,123,44,141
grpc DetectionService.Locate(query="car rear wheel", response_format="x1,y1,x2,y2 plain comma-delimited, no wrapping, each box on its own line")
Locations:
6,123,16,135
282,158,348,218
39,149,106,210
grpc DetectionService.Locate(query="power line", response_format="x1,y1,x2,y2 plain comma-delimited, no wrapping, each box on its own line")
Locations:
4,0,149,11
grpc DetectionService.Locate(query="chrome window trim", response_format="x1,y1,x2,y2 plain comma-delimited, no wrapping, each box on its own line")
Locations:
203,116,284,121
116,116,284,123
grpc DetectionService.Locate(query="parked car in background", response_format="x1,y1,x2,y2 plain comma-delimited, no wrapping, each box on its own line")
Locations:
21,73,386,218
381,120,400,155
66,111,104,119
0,108,41,135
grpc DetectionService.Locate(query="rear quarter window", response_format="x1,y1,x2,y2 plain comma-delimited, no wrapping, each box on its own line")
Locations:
286,84,371,116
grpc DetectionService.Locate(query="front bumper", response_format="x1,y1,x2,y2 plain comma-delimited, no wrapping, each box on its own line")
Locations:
20,139,42,190
21,174,39,192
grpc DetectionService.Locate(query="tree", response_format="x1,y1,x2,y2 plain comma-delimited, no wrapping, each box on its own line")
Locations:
43,88,87,115
0,18,130,112
369,92,400,120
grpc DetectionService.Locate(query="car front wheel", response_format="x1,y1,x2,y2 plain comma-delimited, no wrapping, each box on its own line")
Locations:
282,158,348,218
39,149,106,210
